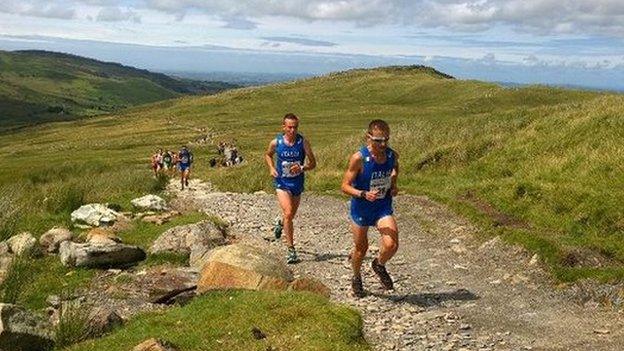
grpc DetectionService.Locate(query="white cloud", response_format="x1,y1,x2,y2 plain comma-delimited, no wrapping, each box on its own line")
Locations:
96,6,140,22
0,1,75,19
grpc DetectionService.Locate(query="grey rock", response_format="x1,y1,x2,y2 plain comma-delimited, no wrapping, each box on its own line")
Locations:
39,227,73,253
0,303,54,351
6,232,36,256
59,241,146,268
150,220,227,256
131,195,168,211
70,204,120,226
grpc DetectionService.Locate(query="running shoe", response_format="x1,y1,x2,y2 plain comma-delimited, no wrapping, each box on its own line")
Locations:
273,218,283,239
351,275,365,298
286,247,299,264
371,258,394,290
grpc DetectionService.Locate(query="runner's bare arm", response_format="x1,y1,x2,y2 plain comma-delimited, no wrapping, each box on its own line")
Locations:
264,139,278,178
391,151,399,196
341,152,378,201
302,138,316,172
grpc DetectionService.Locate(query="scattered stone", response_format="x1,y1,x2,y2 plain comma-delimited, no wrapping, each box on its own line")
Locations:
6,232,37,256
132,338,179,351
86,228,121,245
142,211,179,225
131,195,169,211
39,227,73,254
46,295,61,309
593,329,610,334
71,203,121,227
0,303,54,351
87,306,123,337
528,254,539,266
251,326,267,340
59,241,146,268
150,220,227,256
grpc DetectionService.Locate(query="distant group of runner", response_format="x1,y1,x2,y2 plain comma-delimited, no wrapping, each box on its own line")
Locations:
149,114,399,298
150,146,193,190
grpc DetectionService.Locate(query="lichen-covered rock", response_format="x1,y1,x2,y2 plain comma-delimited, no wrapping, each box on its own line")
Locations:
6,232,36,256
150,220,227,255
59,241,146,268
131,195,168,211
70,204,120,226
39,227,73,253
0,303,54,351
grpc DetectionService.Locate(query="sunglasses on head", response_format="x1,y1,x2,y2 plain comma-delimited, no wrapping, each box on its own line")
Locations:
367,134,389,143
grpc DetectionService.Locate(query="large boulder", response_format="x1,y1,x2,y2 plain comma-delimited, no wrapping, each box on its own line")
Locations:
59,241,146,268
150,220,227,256
0,303,54,351
6,232,36,256
39,227,73,254
131,195,168,211
70,204,120,227
197,244,294,293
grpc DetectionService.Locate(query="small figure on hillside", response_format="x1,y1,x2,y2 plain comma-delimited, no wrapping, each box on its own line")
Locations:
151,149,163,177
341,119,399,298
178,146,193,190
264,113,316,264
162,150,173,175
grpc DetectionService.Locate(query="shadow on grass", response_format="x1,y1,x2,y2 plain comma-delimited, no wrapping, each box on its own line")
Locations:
376,288,479,307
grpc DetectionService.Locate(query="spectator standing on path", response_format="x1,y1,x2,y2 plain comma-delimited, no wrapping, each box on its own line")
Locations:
341,119,399,298
264,113,317,264
178,146,193,190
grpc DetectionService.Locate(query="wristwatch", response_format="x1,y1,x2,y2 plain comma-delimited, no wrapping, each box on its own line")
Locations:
359,190,366,199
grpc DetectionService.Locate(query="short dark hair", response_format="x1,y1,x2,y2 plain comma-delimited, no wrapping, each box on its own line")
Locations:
283,113,299,122
368,119,390,134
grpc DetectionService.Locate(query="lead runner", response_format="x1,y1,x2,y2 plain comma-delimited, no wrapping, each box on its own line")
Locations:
341,119,399,298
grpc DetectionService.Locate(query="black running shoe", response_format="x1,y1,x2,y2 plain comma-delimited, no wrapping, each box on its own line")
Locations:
351,275,365,298
371,258,394,290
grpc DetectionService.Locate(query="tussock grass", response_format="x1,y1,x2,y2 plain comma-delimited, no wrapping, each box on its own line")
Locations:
0,252,34,304
54,295,92,349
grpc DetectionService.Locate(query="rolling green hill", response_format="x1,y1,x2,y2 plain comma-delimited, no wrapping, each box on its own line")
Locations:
1,65,623,282
0,50,238,130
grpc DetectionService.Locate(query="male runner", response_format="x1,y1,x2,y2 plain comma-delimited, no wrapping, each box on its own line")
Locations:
264,113,316,264
341,119,399,298
178,146,193,190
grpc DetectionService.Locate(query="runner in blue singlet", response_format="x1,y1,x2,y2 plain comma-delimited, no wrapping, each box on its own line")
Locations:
178,146,193,190
341,119,400,298
265,113,317,264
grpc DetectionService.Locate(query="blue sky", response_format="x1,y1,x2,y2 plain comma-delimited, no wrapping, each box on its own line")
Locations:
1,1,624,90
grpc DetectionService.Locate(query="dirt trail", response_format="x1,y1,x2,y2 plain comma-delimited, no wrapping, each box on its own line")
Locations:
170,180,624,351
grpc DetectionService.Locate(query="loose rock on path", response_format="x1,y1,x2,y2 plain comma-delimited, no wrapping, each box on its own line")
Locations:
170,179,624,351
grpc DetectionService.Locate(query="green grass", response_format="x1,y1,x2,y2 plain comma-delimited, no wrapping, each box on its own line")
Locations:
67,290,368,351
0,65,623,282
0,50,238,130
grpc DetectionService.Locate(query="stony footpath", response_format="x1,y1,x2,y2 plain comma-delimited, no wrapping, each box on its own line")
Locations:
170,179,624,351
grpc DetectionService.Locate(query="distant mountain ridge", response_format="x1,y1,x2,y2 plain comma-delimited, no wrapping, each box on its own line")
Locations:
0,50,239,131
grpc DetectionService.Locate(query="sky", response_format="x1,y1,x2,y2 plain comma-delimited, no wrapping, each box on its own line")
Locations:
1,0,624,90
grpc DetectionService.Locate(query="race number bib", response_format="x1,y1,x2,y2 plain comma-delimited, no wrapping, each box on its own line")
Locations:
369,176,391,199
281,161,302,178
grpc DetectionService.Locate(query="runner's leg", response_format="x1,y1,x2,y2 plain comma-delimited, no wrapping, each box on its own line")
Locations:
351,223,369,276
376,215,399,265
276,189,300,248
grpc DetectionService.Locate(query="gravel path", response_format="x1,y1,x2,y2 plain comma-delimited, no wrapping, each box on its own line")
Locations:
170,179,624,351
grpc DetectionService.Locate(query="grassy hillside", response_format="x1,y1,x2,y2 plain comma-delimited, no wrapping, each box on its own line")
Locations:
0,50,238,130
0,65,623,282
